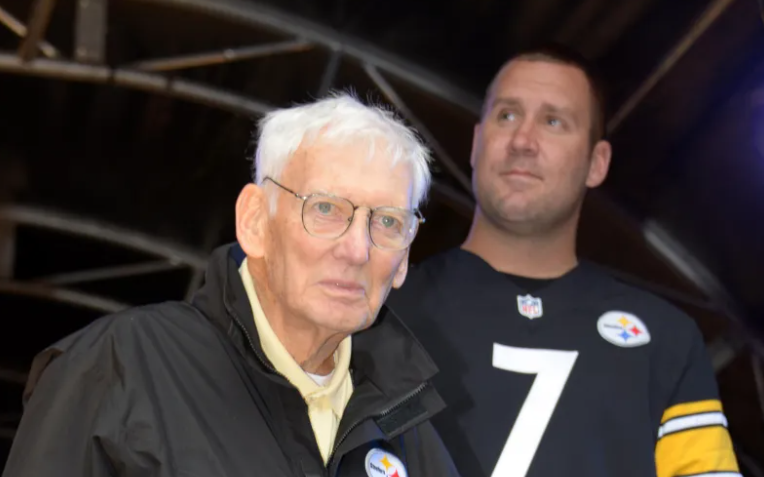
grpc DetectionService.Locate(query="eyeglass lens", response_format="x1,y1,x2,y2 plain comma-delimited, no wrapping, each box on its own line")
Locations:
302,194,417,250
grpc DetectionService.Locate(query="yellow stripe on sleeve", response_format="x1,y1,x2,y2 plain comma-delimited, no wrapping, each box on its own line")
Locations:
661,399,723,424
655,421,739,477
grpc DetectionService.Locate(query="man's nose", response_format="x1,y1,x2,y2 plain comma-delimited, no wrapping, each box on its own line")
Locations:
509,119,539,156
333,211,372,265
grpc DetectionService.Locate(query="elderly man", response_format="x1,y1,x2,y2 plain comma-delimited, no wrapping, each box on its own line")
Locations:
4,93,460,477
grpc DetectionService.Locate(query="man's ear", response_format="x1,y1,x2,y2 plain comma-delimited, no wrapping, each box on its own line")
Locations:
470,123,482,169
392,250,410,289
236,183,268,258
586,139,612,188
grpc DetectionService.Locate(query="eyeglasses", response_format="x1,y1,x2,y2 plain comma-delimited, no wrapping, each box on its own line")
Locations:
263,177,425,251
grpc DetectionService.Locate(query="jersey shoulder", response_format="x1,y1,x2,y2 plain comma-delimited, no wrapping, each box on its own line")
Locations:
586,262,706,350
394,248,504,302
404,248,461,285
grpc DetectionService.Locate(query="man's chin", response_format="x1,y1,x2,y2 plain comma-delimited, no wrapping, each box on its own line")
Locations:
342,311,377,335
484,203,535,227
308,301,374,335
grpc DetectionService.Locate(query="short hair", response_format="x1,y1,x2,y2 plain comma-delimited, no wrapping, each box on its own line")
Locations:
482,43,607,146
253,91,432,212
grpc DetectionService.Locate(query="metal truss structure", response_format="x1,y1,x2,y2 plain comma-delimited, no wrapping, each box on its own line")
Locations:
0,0,762,465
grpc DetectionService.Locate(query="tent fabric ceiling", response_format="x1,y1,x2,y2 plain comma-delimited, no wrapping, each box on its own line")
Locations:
0,0,763,469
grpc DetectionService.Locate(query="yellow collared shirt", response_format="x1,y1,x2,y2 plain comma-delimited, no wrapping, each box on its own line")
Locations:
239,259,353,463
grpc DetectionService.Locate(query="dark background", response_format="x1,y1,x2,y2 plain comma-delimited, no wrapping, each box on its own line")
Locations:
0,0,763,472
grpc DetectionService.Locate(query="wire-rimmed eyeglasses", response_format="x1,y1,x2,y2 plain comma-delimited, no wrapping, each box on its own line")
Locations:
263,177,425,251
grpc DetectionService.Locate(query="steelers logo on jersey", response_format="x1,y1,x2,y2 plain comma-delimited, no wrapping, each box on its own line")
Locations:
365,448,408,477
597,311,651,348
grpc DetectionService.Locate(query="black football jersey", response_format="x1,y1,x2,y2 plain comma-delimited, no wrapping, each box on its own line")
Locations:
386,248,739,477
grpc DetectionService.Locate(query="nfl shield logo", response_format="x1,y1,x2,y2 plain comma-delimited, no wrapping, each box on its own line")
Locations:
517,294,543,319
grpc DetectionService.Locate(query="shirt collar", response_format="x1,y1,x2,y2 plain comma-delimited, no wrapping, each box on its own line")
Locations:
239,258,352,418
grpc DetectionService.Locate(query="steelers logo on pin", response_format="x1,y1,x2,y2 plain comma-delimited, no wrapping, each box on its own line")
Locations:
365,448,408,477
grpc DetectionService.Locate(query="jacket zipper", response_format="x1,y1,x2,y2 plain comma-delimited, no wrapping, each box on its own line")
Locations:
327,381,428,467
225,296,430,474
225,300,279,375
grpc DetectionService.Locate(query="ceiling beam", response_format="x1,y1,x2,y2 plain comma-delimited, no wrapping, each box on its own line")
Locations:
753,354,764,420
128,39,313,72
36,260,180,285
0,53,274,118
0,204,207,269
0,280,129,313
643,220,745,318
132,0,483,114
18,0,58,61
366,64,473,193
0,0,755,362
0,221,15,279
0,4,58,57
316,47,342,97
607,0,737,133
430,180,474,219
708,335,747,372
643,219,764,361
74,0,108,63
595,262,722,315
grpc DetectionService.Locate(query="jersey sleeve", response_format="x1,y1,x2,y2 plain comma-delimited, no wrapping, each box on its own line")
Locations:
3,330,119,477
654,323,740,477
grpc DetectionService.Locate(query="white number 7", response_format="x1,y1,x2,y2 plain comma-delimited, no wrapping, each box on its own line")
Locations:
491,344,579,477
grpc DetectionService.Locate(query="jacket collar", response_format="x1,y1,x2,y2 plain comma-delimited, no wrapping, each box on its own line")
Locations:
192,243,440,400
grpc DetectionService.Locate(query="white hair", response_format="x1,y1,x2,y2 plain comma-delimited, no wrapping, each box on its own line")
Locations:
253,91,432,212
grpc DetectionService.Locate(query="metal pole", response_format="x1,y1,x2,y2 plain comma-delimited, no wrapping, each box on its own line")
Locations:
74,0,108,63
18,0,58,61
0,221,15,279
0,53,274,118
0,204,208,269
0,4,58,57
643,220,764,361
130,0,483,114
430,179,475,220
708,335,746,372
752,355,764,419
643,220,742,315
37,260,180,285
365,64,473,193
595,262,722,315
430,180,474,219
0,280,129,313
607,0,737,132
128,39,312,72
317,47,342,97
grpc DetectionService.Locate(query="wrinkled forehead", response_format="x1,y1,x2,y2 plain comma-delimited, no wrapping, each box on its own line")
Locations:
282,135,415,208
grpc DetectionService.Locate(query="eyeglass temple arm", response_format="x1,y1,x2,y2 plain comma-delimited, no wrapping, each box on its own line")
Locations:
264,177,306,200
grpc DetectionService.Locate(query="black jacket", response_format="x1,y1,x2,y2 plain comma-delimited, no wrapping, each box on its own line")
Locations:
3,244,460,477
